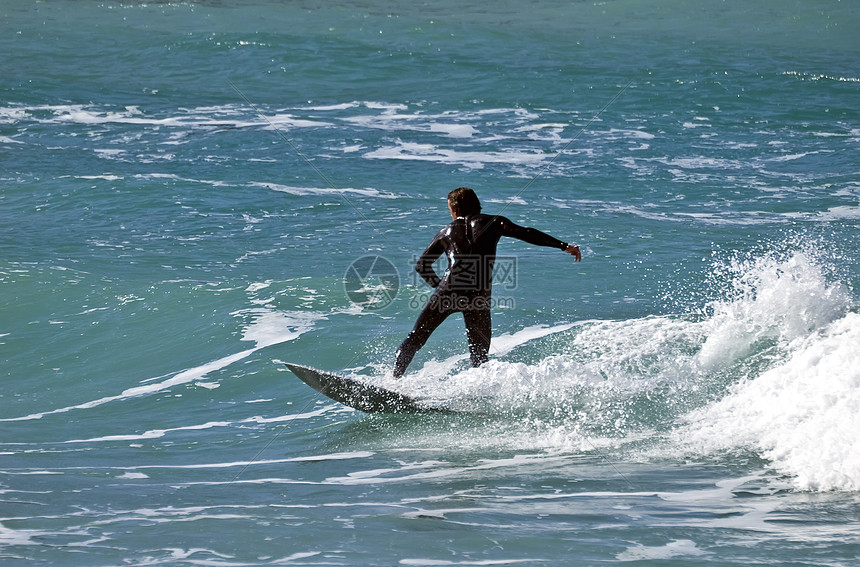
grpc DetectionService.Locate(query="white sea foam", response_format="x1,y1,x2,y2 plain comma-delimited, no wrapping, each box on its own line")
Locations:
64,420,233,443
133,175,400,201
382,322,577,385
3,103,334,131
0,523,40,546
250,182,397,198
305,102,359,111
364,141,548,169
768,151,817,162
75,174,123,181
134,451,375,470
233,307,323,349
62,408,340,445
491,323,576,355
513,122,569,143
429,123,478,138
603,128,656,140
617,539,707,561
50,105,262,129
671,252,858,491
656,156,745,170
816,205,860,221
677,311,860,492
0,105,29,123
117,472,148,479
485,196,527,207
0,309,323,422
341,107,529,139
694,252,851,371
321,454,573,487
387,315,703,438
362,102,409,111
380,249,858,494
264,113,333,129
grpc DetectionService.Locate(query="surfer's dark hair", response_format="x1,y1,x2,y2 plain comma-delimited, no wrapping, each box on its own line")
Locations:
448,187,482,217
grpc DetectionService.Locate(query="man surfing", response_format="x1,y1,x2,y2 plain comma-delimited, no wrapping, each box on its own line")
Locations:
393,187,581,378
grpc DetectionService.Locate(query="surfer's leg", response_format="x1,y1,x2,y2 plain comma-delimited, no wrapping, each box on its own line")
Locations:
393,296,452,378
463,307,491,368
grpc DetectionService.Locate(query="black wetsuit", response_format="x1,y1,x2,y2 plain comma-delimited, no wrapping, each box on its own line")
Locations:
393,213,568,377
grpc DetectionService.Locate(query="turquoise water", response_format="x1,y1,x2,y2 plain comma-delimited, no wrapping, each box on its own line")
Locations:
2,1,859,564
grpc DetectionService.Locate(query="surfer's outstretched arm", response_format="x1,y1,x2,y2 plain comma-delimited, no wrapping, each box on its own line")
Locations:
498,217,582,261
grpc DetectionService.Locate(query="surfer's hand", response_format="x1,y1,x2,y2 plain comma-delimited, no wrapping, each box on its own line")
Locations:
564,244,582,261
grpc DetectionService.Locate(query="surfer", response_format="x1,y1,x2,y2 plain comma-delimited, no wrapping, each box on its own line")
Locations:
393,187,581,378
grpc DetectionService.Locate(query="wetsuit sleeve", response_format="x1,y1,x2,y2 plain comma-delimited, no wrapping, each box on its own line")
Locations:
415,234,445,288
499,216,568,250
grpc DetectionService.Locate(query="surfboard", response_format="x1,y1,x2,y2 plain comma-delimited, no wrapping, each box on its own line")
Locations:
284,363,453,414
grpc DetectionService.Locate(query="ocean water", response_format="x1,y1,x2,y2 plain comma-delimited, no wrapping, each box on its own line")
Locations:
2,0,859,564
